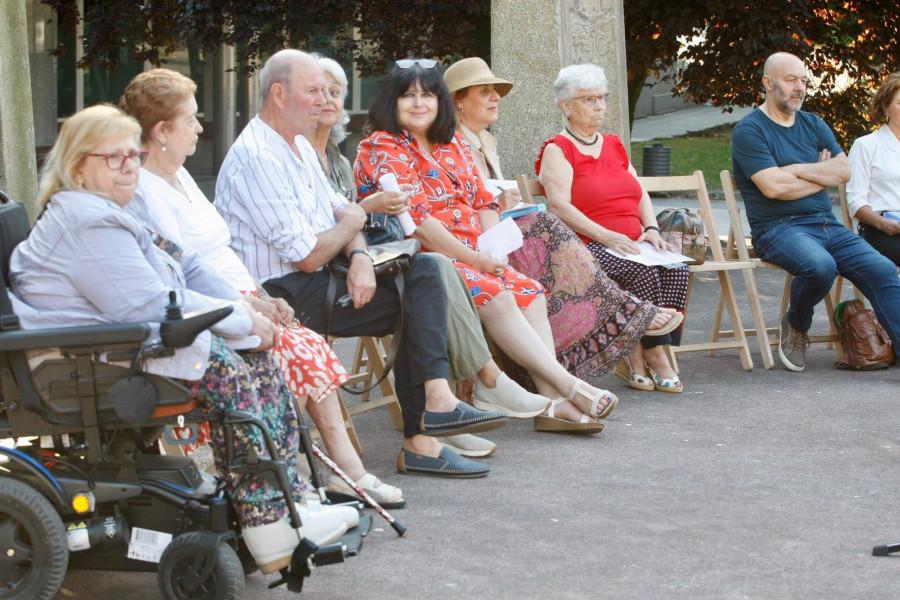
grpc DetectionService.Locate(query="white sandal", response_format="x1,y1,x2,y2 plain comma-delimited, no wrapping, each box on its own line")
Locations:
327,472,406,509
568,380,618,419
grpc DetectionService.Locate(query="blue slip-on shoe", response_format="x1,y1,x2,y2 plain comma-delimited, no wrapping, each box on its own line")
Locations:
420,402,508,437
396,447,490,478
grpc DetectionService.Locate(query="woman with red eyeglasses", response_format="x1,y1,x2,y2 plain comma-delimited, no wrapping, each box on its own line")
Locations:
8,104,360,573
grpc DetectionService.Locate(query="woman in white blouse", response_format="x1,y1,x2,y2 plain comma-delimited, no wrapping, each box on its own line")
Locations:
120,68,405,507
847,72,900,266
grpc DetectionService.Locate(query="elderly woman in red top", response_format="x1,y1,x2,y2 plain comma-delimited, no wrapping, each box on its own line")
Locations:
539,64,689,393
355,60,613,433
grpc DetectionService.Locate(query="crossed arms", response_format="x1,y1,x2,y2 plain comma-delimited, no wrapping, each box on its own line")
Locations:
750,149,850,201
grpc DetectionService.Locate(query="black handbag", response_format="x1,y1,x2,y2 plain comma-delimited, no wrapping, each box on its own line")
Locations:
363,213,405,245
324,239,420,394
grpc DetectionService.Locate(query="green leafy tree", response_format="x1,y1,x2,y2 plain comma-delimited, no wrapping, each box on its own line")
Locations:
45,0,899,146
625,0,900,146
42,0,489,76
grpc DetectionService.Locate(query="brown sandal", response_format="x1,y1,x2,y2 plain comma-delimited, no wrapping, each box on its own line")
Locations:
533,399,605,434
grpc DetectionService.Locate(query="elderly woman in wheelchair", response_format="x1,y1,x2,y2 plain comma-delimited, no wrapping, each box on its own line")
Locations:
0,104,363,599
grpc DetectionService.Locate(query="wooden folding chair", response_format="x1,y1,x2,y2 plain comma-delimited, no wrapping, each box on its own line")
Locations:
516,175,543,202
636,171,756,371
834,183,865,302
517,171,757,371
712,171,843,364
309,335,404,456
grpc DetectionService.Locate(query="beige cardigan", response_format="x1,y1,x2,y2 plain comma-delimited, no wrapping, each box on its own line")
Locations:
458,124,505,181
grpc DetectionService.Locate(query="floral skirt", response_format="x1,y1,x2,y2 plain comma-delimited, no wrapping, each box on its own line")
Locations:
506,212,657,381
276,320,349,402
184,337,306,528
172,304,349,454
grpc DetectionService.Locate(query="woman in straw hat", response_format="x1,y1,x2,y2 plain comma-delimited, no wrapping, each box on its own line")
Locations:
443,58,682,390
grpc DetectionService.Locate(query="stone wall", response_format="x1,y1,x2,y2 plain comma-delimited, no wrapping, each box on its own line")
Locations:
491,0,628,180
0,0,38,218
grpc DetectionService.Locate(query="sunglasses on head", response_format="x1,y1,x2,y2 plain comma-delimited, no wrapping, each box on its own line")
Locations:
396,59,437,69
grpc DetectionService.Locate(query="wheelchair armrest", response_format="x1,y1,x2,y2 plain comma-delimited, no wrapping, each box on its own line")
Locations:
0,322,151,353
160,304,233,349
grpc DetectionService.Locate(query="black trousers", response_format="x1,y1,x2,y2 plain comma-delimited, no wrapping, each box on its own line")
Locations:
859,223,900,267
263,254,449,438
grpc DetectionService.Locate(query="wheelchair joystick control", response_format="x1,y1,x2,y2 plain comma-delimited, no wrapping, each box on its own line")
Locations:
165,291,183,321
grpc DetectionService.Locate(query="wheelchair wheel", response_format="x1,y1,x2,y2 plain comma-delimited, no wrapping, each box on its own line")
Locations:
0,478,68,600
157,532,244,600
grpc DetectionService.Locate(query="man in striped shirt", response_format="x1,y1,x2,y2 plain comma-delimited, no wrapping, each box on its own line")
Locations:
215,49,506,478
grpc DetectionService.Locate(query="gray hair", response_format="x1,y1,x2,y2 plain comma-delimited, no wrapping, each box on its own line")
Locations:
318,56,351,145
259,49,309,103
553,64,609,103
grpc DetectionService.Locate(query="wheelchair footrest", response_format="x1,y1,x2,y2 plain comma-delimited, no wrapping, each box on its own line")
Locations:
310,542,345,567
330,513,371,559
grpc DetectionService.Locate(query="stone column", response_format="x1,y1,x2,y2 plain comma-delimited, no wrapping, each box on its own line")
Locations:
0,0,38,219
212,45,236,175
491,0,629,180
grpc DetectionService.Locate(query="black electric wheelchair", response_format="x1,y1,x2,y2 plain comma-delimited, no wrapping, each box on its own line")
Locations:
0,197,370,599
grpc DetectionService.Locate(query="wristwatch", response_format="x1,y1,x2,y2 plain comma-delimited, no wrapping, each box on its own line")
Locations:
349,248,374,262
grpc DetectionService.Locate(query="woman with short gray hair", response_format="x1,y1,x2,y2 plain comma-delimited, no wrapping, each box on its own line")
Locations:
539,64,690,394
553,64,609,103
442,57,680,390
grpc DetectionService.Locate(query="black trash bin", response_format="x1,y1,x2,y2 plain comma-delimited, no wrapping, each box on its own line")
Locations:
642,143,671,177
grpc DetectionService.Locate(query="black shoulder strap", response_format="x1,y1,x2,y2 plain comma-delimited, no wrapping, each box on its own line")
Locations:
324,270,404,395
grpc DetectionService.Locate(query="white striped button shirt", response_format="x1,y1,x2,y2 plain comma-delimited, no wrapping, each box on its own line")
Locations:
214,116,348,283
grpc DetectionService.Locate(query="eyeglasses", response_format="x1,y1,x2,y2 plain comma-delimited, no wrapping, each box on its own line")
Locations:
396,59,437,69
86,150,149,170
571,93,611,107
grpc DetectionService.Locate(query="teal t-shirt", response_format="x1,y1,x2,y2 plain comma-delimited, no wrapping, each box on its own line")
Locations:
731,108,843,233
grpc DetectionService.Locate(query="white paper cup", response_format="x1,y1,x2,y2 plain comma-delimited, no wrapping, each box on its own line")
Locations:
379,174,416,235
379,173,400,192
397,211,417,235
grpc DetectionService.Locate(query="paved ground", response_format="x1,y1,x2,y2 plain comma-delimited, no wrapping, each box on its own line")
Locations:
56,262,900,600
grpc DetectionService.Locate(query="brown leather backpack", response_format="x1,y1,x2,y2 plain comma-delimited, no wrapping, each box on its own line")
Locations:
833,299,895,370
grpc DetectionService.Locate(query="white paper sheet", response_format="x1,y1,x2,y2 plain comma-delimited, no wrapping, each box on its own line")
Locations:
378,173,417,235
605,241,693,266
476,217,524,259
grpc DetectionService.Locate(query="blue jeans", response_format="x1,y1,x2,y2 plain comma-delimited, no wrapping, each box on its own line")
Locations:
752,213,900,348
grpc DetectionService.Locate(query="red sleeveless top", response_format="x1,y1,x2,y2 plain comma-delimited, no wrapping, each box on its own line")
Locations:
536,134,643,242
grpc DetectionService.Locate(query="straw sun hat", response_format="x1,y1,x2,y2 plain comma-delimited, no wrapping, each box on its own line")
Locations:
443,57,513,97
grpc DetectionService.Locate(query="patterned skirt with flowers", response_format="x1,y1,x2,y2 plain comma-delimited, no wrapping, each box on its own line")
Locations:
507,211,657,380
185,337,306,528
171,296,349,455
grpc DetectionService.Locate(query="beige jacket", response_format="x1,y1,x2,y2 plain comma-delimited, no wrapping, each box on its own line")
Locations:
458,124,504,181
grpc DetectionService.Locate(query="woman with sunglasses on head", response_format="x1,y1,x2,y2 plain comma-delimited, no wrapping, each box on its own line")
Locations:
538,64,689,393
443,57,681,386
9,104,360,573
304,57,552,459
355,59,618,433
119,68,406,507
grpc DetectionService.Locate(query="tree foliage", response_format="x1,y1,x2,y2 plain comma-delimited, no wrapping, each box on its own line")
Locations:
625,0,900,147
44,0,900,146
42,0,490,76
